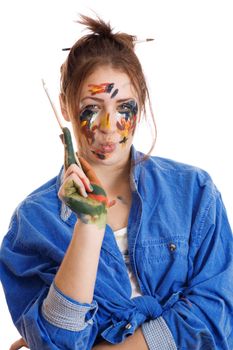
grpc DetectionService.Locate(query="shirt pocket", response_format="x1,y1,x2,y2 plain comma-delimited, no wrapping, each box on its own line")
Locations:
135,235,189,294
137,235,188,261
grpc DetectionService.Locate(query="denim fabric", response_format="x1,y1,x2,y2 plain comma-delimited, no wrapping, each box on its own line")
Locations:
0,146,233,349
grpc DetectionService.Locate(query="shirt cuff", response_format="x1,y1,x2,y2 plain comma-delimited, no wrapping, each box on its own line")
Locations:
42,282,98,331
142,317,177,350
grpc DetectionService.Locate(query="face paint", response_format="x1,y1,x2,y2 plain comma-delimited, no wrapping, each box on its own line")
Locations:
80,99,138,158
100,113,110,130
111,88,119,99
91,150,106,160
116,100,138,144
80,73,138,161
80,82,119,151
88,83,114,95
79,105,99,144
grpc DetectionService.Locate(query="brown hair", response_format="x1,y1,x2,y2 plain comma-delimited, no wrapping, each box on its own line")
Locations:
60,14,156,155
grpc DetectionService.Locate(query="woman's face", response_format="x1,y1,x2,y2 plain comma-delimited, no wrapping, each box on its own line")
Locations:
75,66,139,165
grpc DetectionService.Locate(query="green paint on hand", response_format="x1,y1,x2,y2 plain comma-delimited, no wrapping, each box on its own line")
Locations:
61,127,110,228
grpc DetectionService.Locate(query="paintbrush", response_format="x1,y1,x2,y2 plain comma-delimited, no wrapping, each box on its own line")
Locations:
41,79,82,169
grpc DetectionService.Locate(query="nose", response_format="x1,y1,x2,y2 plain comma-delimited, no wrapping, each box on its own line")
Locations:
98,112,116,134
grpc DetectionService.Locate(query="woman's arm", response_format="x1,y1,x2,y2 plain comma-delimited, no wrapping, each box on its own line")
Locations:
54,219,105,303
10,327,148,350
9,338,28,350
1,158,110,350
92,328,148,349
54,157,110,303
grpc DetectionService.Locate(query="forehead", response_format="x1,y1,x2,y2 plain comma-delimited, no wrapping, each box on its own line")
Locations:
80,66,137,99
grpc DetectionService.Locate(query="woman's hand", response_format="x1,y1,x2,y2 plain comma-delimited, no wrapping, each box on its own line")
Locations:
59,156,115,228
9,338,28,350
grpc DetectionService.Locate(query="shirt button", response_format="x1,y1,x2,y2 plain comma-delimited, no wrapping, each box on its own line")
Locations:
125,323,132,330
169,243,176,251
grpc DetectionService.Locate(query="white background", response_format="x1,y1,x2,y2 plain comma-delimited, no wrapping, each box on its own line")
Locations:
0,0,232,348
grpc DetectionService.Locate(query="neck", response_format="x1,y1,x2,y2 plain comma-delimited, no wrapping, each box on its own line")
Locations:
94,155,131,190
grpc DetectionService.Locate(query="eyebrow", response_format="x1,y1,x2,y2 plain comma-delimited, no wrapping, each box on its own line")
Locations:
80,96,135,103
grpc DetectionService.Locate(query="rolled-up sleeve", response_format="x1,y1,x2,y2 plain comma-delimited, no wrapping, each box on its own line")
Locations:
142,317,177,350
42,282,98,331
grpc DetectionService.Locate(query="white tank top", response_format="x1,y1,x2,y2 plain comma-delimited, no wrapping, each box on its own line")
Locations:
114,227,142,298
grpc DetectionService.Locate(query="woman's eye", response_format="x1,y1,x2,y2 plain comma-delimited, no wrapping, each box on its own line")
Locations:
80,104,100,122
83,104,100,112
118,103,131,113
117,101,138,115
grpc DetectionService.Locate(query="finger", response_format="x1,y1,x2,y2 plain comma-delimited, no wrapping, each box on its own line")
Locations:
9,338,29,350
64,164,93,192
60,174,88,198
60,177,87,198
78,156,101,185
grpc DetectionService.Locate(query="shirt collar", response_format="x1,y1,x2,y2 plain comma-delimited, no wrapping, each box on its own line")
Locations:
130,145,144,191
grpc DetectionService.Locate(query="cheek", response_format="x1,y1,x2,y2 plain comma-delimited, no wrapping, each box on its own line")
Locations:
79,110,99,144
116,112,137,144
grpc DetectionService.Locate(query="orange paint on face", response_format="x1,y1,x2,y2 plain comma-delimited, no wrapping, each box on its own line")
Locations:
100,113,110,129
81,120,87,127
116,113,137,143
88,83,114,95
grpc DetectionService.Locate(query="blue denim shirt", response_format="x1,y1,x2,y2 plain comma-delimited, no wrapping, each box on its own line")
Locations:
1,146,233,350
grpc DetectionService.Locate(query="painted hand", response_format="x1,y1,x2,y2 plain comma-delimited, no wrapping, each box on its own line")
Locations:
59,156,115,228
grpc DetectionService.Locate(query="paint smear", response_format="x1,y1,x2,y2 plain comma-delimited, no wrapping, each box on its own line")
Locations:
111,89,119,99
116,100,138,143
100,113,110,129
88,83,114,95
79,108,99,144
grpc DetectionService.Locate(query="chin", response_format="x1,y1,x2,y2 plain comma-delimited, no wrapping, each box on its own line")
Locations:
92,150,128,165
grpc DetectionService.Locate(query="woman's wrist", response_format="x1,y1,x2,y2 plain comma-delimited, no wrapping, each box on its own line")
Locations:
73,218,106,246
75,212,107,230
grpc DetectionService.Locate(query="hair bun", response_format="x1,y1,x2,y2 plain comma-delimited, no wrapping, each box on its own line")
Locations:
77,14,136,50
78,14,113,37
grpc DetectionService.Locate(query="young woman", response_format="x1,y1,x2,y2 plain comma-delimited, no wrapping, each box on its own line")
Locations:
1,15,233,350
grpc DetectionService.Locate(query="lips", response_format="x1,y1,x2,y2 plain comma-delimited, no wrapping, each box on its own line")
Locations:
99,143,116,154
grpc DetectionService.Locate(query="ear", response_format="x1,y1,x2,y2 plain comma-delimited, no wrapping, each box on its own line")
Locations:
59,94,70,121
